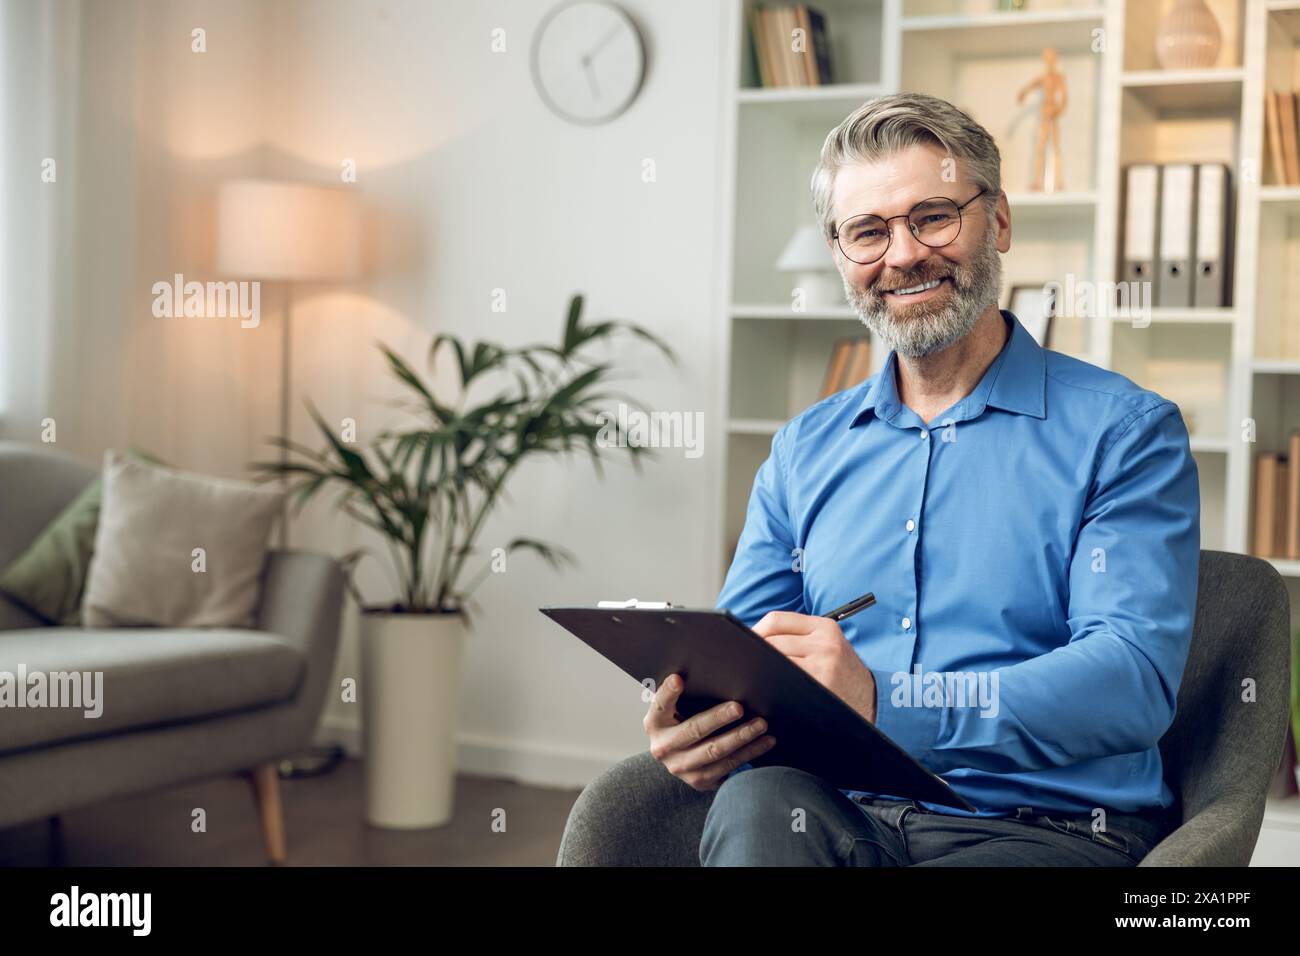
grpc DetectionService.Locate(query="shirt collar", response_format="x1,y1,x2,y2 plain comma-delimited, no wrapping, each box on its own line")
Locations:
849,309,1046,429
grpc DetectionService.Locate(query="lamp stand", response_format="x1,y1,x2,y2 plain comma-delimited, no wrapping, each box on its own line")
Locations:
278,282,293,549
273,281,346,781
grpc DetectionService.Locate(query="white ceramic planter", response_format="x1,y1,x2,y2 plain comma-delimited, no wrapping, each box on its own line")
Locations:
360,611,466,828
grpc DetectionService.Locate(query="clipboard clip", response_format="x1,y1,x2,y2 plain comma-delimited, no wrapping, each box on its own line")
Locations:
597,598,677,609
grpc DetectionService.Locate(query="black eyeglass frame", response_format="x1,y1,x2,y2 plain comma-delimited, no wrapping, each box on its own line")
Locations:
831,187,990,265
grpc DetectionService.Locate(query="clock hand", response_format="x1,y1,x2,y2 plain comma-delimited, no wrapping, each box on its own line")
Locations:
584,22,622,61
584,61,601,100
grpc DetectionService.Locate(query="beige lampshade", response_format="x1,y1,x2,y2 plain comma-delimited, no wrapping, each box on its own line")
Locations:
215,179,361,280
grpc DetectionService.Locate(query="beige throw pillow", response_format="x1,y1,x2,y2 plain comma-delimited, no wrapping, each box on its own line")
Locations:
82,451,284,628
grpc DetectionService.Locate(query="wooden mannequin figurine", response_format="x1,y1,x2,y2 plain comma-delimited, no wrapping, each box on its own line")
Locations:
1017,47,1068,192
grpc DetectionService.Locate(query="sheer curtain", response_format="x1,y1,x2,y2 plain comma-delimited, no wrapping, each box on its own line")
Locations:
0,0,81,443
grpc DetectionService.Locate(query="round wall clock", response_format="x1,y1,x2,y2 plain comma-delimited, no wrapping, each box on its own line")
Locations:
531,1,646,125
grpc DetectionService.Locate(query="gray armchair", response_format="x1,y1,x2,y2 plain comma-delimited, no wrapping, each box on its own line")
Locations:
556,550,1292,866
0,442,345,864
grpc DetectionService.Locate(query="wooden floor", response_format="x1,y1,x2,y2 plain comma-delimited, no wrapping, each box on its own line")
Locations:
0,758,583,866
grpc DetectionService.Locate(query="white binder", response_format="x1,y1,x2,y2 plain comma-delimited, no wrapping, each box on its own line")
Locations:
1123,164,1160,288
1157,163,1196,308
1194,163,1230,308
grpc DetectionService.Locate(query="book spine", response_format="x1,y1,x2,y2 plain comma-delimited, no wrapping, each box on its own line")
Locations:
749,6,772,88
1253,453,1279,557
808,7,832,84
778,7,800,87
774,7,795,88
1289,431,1300,560
1280,92,1300,186
820,339,852,399
1277,460,1291,559
1265,90,1286,186
795,6,816,86
761,9,784,88
842,338,873,390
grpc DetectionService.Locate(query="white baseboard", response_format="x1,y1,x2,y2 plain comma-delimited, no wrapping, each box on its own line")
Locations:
312,714,631,791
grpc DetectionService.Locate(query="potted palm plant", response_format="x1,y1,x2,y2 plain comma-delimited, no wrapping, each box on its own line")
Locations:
256,294,673,828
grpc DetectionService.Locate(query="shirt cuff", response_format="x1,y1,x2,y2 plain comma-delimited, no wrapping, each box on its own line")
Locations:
871,667,943,769
721,761,754,784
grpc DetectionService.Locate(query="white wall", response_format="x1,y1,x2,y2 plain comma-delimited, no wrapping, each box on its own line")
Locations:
31,0,731,787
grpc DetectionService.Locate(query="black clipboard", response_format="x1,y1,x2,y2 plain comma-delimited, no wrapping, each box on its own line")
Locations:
540,605,976,812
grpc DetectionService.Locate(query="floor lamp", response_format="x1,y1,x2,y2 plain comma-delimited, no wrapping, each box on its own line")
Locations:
216,179,361,781
215,179,361,547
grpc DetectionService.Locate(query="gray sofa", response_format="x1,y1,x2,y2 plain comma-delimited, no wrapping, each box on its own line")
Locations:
557,550,1293,866
0,442,345,863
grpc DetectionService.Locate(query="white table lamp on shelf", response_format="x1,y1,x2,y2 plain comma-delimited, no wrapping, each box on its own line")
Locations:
776,223,843,310
215,179,361,546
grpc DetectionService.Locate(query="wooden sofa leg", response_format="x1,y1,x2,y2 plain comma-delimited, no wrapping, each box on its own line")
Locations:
250,762,287,865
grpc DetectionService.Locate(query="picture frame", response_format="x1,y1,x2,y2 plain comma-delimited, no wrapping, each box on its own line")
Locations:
1007,284,1057,348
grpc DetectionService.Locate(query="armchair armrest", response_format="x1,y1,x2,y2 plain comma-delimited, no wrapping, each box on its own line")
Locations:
1139,792,1267,867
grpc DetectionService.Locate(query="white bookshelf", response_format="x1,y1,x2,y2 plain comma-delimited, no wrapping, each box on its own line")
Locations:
714,0,1300,565
713,0,1299,864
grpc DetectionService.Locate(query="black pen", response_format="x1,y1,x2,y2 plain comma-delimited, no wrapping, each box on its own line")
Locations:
823,591,876,622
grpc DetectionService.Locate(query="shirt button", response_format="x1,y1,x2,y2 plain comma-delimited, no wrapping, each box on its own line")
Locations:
901,616,912,630
905,519,916,532
919,429,929,441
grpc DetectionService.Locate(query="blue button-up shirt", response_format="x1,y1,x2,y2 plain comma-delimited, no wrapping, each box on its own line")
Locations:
716,310,1200,817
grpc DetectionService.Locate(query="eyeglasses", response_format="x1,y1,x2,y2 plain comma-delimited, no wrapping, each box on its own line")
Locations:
831,187,988,265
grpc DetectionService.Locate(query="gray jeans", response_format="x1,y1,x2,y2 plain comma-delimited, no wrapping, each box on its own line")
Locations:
700,766,1176,866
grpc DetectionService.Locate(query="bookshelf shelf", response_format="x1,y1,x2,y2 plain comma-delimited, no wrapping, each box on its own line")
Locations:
1006,191,1098,224
1266,1,1300,34
732,303,859,320
899,8,1104,56
1252,795,1300,864
1006,190,1098,207
1252,359,1300,373
737,86,899,126
736,82,889,105
1111,308,1238,324
1259,185,1300,204
1121,68,1246,110
728,418,784,436
1268,557,1300,576
1264,793,1300,825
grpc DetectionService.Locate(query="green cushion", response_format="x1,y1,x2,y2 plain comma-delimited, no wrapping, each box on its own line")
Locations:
0,448,165,626
0,478,101,624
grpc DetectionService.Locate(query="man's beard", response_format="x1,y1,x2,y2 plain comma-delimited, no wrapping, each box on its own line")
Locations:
842,224,1003,359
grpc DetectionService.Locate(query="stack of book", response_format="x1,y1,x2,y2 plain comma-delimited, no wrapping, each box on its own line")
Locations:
1252,431,1300,560
1264,89,1300,186
820,337,872,399
749,4,833,88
